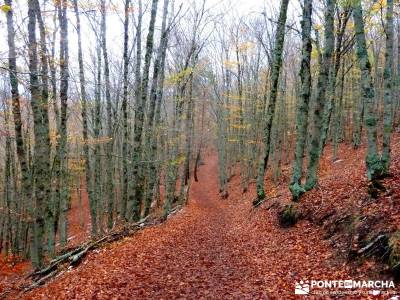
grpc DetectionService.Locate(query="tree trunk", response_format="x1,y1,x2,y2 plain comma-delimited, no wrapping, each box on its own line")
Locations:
320,7,351,149
28,0,52,268
382,0,394,174
57,0,69,247
395,22,400,127
256,0,289,200
304,0,335,191
289,0,312,200
352,1,382,180
143,0,170,217
92,39,103,237
34,0,57,256
101,0,115,230
5,0,32,256
129,0,159,222
121,0,131,221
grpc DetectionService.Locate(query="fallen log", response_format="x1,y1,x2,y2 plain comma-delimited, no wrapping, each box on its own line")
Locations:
24,270,59,293
26,216,151,287
27,247,83,279
168,205,182,217
252,195,281,209
357,234,389,258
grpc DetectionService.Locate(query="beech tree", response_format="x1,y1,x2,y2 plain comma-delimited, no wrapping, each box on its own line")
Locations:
121,0,130,221
302,0,335,191
382,0,394,174
352,0,382,180
27,0,52,268
129,0,159,222
289,0,312,200
5,0,31,256
256,0,289,201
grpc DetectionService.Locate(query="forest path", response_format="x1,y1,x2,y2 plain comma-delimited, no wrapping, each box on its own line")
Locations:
24,139,400,299
24,154,267,299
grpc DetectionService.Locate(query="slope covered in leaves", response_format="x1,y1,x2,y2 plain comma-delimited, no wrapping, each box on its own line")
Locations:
8,135,400,298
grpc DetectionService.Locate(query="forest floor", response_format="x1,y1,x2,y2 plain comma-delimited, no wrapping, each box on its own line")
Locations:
1,134,400,299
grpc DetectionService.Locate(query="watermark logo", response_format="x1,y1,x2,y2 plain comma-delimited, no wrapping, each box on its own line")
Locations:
294,280,396,296
295,280,310,295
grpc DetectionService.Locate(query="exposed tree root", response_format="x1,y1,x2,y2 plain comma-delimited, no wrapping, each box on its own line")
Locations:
252,194,281,209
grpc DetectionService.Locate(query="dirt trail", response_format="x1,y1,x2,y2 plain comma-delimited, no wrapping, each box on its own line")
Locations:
24,156,266,299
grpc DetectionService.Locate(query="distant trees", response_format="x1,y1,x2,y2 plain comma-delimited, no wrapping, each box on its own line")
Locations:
72,0,92,237
163,0,209,218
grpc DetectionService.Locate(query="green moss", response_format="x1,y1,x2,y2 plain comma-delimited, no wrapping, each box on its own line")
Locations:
365,116,377,127
366,154,385,180
257,188,265,200
304,177,317,191
278,204,299,227
289,182,305,201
